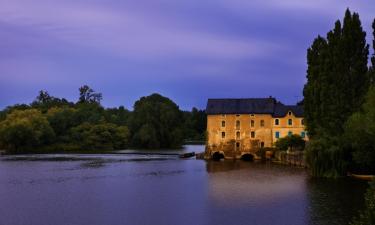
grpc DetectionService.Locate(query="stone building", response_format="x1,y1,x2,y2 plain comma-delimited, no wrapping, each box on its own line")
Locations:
205,97,307,159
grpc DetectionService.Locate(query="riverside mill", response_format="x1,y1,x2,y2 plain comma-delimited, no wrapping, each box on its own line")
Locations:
204,97,308,160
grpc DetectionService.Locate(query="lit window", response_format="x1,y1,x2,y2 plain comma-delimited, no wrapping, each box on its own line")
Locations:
288,119,293,126
221,121,225,127
275,119,279,125
301,119,305,125
251,131,255,138
222,132,226,138
260,120,265,127
251,120,255,127
275,131,280,138
236,131,240,139
288,131,292,136
236,120,240,129
301,132,305,138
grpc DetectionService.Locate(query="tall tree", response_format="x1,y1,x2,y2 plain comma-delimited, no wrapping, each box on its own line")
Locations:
304,9,369,137
304,9,370,177
78,85,102,104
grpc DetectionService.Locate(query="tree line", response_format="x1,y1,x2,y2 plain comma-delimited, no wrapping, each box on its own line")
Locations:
0,86,206,153
303,9,375,177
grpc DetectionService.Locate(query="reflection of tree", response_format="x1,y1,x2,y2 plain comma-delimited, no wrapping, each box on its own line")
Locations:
306,178,368,225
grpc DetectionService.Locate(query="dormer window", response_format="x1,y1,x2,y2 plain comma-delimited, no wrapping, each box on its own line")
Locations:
250,114,254,117
288,111,292,116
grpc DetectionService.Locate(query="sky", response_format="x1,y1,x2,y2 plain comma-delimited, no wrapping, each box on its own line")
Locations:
0,0,374,110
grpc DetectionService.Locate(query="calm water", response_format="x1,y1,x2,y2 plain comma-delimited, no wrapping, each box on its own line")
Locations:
0,145,368,225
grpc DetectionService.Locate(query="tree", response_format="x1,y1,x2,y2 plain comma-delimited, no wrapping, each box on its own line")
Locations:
78,85,102,104
182,108,206,141
303,9,370,177
129,93,184,149
70,122,129,150
46,107,78,138
0,109,55,152
304,9,369,137
31,90,72,111
274,134,305,151
345,87,375,174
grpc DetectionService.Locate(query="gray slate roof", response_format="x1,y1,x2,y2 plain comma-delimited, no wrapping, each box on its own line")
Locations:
206,98,303,117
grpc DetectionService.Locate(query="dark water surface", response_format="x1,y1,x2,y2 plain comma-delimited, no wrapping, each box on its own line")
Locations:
0,145,368,225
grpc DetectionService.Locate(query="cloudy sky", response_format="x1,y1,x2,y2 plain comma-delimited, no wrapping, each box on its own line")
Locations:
0,0,374,110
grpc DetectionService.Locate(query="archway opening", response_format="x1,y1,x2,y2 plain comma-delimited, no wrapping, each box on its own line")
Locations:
212,152,225,161
241,153,254,161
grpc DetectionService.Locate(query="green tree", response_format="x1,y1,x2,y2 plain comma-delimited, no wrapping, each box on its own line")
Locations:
304,9,369,137
274,134,305,151
129,93,184,149
31,90,72,112
0,109,55,153
345,87,375,174
70,122,130,150
46,107,78,138
182,107,206,141
78,85,102,104
303,9,370,177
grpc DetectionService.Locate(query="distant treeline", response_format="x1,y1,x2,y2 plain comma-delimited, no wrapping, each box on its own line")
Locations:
0,86,206,153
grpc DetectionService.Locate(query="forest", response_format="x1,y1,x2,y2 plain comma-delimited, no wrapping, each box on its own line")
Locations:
0,86,206,153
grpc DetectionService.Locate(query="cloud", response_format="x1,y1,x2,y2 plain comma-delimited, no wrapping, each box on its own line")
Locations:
0,0,283,60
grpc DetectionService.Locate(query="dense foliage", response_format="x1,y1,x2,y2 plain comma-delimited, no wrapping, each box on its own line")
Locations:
129,94,184,149
0,86,206,153
345,87,375,174
274,134,305,151
303,9,374,177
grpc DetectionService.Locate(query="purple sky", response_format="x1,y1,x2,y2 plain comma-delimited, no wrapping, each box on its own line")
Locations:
0,0,374,110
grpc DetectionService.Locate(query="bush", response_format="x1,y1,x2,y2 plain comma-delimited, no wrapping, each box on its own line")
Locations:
0,109,55,153
304,137,348,177
275,134,305,151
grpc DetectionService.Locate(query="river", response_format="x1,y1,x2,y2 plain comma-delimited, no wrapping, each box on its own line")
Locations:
0,145,368,225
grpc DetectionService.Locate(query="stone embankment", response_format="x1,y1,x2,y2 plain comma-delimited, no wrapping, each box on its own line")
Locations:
273,150,306,167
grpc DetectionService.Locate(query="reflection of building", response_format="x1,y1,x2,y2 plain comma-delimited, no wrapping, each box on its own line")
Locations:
205,98,308,159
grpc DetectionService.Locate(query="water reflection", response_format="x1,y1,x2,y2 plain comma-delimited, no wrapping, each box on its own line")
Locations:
0,146,369,225
306,178,368,225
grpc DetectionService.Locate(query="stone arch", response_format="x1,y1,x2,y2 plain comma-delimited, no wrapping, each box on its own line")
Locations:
212,151,225,160
240,153,255,161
